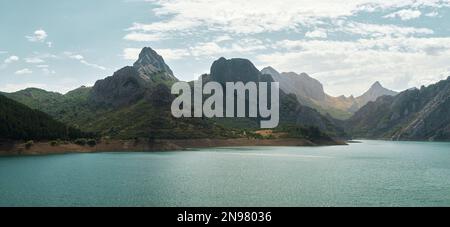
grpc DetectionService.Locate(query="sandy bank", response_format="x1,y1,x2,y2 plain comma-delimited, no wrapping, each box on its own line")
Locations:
0,138,346,156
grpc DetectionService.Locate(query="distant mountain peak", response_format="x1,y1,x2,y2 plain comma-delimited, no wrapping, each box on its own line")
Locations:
366,81,395,94
357,81,398,106
261,66,280,76
371,81,382,89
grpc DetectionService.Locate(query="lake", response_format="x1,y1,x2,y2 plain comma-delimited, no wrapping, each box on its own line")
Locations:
1,140,450,207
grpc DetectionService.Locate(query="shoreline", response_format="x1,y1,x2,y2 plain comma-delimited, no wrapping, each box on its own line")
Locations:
0,138,347,156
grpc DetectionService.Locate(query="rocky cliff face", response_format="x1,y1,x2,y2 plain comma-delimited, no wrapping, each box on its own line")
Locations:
90,47,177,107
347,77,450,141
211,57,261,84
262,66,398,119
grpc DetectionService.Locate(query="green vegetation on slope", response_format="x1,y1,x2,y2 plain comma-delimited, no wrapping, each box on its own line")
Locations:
0,95,92,140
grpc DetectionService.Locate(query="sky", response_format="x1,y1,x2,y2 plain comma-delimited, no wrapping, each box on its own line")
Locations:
1,0,450,96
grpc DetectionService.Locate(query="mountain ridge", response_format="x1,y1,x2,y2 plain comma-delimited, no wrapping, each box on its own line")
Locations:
347,76,450,141
261,66,398,119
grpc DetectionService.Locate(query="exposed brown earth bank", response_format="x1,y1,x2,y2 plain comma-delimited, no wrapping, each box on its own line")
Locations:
0,138,347,156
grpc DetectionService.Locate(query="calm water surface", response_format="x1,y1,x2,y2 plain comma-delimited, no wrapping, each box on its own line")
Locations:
1,140,450,207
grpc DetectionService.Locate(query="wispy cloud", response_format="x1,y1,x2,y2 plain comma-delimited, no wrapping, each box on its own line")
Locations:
384,9,422,21
259,36,450,96
126,0,449,38
1,55,19,69
123,32,164,42
25,57,45,64
4,55,19,64
425,11,439,17
15,68,33,75
65,52,107,70
305,29,328,39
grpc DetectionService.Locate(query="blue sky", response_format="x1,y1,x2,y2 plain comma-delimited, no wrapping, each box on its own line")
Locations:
1,0,450,96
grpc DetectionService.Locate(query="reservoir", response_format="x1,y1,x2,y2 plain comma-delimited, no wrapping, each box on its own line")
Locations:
1,140,450,207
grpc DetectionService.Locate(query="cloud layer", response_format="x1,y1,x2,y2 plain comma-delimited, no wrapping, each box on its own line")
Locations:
121,0,450,96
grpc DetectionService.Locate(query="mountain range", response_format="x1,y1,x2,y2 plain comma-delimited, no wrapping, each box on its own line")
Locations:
261,67,398,119
347,77,450,141
1,47,346,142
1,47,449,141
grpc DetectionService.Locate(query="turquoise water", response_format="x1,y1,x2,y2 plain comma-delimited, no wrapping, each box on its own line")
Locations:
1,140,450,207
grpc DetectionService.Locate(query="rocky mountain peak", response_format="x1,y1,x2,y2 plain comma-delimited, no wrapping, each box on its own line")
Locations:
90,47,178,107
372,81,382,87
357,81,398,106
366,81,396,95
133,47,175,79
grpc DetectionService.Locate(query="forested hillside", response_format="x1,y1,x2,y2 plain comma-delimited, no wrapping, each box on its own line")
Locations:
0,94,90,140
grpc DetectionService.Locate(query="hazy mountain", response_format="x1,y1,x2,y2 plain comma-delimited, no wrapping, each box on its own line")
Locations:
0,94,89,140
347,77,450,141
356,81,398,107
261,67,398,119
262,67,326,102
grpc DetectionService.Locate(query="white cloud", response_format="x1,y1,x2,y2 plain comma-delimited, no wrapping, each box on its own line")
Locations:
339,22,433,38
123,39,266,61
47,42,53,48
125,0,449,38
123,48,141,60
68,54,84,60
65,52,107,70
425,11,439,17
80,60,107,70
123,32,164,42
156,49,190,60
259,37,450,96
4,55,19,64
1,55,19,69
25,57,45,64
214,35,233,43
41,68,56,75
26,29,48,42
384,9,422,20
15,68,33,75
305,29,328,39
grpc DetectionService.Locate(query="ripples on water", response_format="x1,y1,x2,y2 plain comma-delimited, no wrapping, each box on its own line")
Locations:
0,140,450,207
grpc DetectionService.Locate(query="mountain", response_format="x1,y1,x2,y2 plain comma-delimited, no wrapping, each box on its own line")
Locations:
210,57,262,83
90,47,178,108
0,94,89,140
261,67,398,119
356,81,398,108
205,58,347,137
2,48,345,141
3,48,241,139
347,77,450,141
